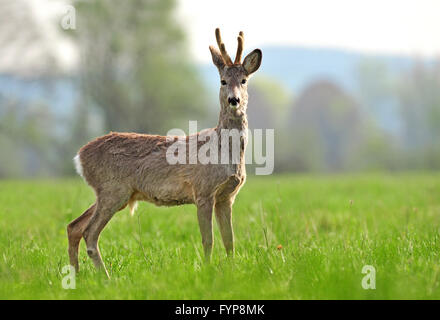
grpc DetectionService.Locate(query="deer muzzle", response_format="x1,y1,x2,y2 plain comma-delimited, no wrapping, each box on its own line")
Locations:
228,97,240,108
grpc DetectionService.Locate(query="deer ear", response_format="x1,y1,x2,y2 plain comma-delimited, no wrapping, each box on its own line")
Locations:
209,46,225,71
243,49,262,75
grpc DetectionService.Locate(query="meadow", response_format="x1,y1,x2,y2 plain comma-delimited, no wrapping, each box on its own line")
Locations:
0,173,439,299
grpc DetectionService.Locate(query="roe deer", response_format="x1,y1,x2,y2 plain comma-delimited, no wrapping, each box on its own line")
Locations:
67,28,262,277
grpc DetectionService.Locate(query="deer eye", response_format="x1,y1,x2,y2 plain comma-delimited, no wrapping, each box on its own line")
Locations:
221,80,227,85
241,79,247,84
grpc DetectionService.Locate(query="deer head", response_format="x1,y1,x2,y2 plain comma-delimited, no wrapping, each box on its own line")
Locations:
209,28,262,114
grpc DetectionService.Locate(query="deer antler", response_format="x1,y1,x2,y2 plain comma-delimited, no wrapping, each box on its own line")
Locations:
215,28,233,65
234,31,244,64
215,28,245,66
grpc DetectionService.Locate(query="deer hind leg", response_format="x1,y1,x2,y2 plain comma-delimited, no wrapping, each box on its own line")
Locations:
196,198,214,263
67,203,96,272
215,198,234,257
83,188,131,278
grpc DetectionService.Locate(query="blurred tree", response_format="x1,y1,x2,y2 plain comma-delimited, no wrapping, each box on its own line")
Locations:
355,59,400,132
354,125,403,171
0,0,70,177
0,94,59,177
353,59,404,170
247,77,290,130
73,0,207,134
0,0,63,76
246,77,290,173
286,80,366,171
397,61,440,169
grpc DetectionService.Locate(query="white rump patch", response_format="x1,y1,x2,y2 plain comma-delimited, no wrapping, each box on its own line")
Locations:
73,154,84,178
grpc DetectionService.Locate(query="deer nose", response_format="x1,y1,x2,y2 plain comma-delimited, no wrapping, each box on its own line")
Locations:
228,97,240,106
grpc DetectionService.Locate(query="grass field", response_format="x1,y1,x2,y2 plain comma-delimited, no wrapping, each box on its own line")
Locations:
0,173,439,299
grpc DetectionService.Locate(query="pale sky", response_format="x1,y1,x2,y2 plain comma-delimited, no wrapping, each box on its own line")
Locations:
2,0,440,74
177,0,440,62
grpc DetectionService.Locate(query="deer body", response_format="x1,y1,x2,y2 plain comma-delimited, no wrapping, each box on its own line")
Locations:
67,29,261,277
77,127,246,208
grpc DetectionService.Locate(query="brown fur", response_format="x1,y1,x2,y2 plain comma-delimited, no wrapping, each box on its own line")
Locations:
67,29,262,277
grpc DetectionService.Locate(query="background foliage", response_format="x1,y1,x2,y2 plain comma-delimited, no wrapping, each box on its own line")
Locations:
0,0,440,177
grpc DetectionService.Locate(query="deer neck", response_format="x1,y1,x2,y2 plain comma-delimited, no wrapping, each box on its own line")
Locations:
216,102,248,132
215,101,248,172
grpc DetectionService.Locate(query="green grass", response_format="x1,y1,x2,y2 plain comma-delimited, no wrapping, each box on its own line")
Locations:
0,173,440,299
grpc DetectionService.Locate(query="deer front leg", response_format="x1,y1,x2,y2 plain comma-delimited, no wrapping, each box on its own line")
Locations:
215,199,234,257
196,198,214,263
